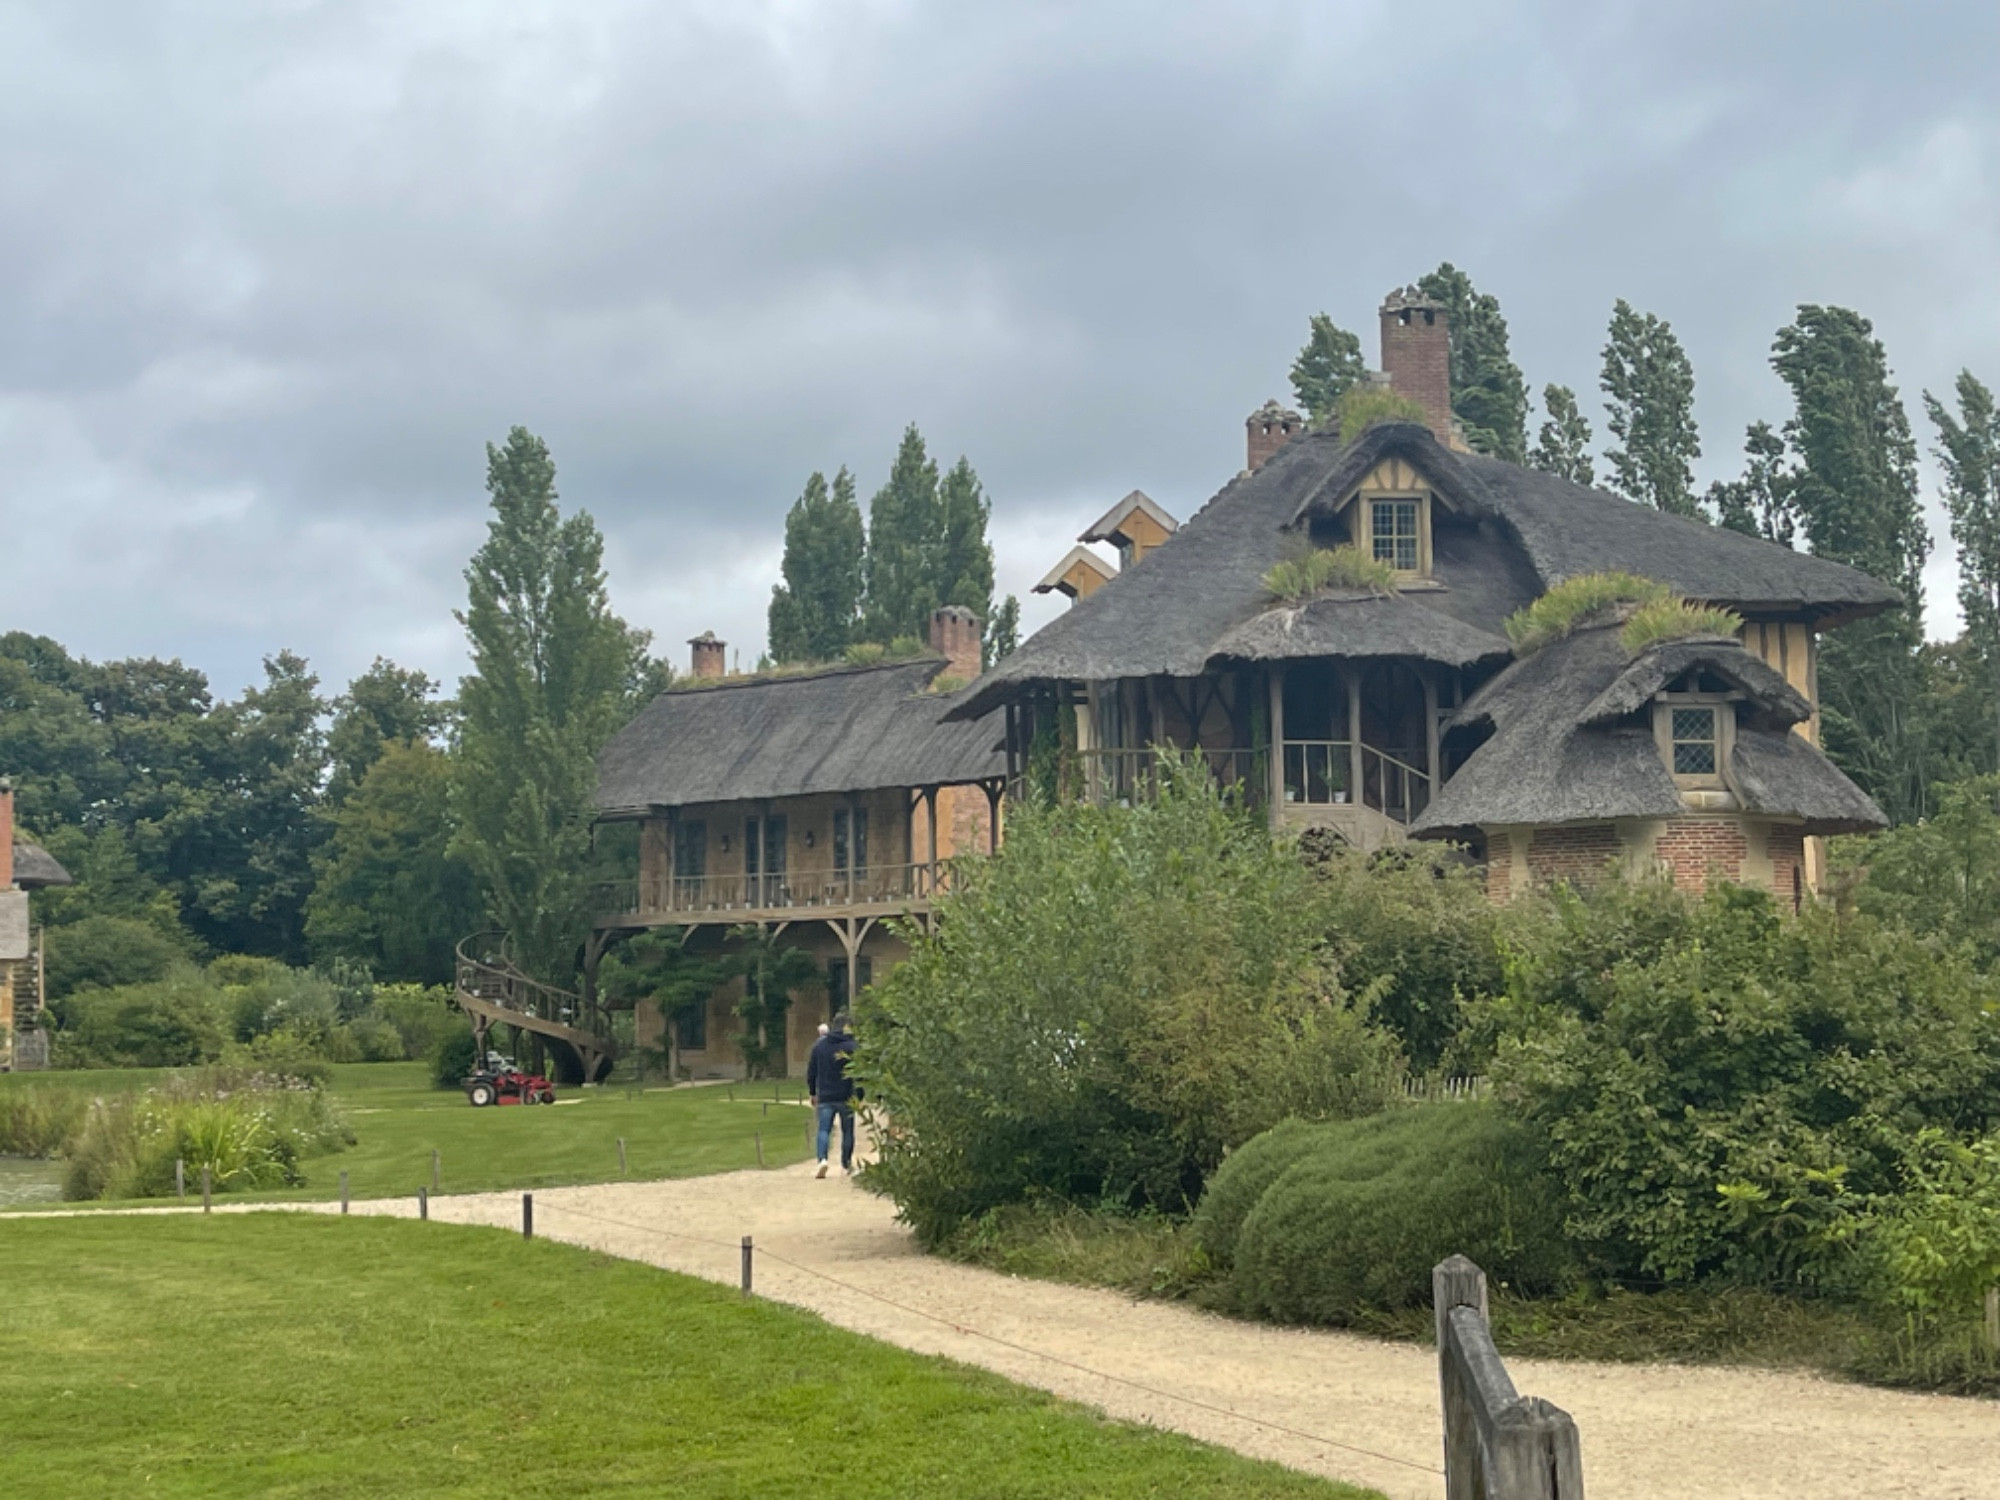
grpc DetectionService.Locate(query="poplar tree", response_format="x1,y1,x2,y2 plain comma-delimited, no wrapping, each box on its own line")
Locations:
767,467,865,663
1708,422,1796,545
861,426,943,645
1289,314,1366,425
937,456,995,622
1600,300,1702,517
1770,306,1930,821
453,426,651,983
985,594,1021,671
1415,263,1528,462
1926,370,2000,769
1528,384,1595,485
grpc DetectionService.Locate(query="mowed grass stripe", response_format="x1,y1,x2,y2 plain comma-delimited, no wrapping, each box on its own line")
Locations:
1,1214,1377,1499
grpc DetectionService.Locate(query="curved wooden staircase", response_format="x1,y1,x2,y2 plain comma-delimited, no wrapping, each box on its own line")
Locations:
454,934,618,1085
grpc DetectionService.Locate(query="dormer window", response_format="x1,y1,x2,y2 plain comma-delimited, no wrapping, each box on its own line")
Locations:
1669,707,1718,775
1654,670,1738,791
1370,499,1421,572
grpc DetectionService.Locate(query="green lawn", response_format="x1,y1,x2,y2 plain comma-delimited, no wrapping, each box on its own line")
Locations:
3,1062,815,1207
1,1215,1375,1500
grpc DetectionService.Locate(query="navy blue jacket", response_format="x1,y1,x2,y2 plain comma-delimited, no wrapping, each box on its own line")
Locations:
807,1031,857,1104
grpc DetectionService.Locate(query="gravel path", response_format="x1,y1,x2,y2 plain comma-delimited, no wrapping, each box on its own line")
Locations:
303,1158,1999,1500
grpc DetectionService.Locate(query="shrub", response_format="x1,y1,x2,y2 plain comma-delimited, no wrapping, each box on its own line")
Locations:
1503,572,1668,654
0,1087,88,1156
1840,775,2000,970
1261,545,1396,602
430,1022,478,1089
1308,841,1502,1072
1333,385,1429,443
1193,1117,1345,1268
61,1071,351,1200
53,968,229,1068
1485,877,2000,1287
857,768,1404,1245
373,984,462,1060
1618,597,1744,654
42,915,191,1001
1223,1104,1576,1324
1857,1129,2000,1324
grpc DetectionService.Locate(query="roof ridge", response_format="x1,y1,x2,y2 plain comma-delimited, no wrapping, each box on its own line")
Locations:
668,656,941,694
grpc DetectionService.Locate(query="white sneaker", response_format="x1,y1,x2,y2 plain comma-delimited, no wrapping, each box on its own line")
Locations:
842,1165,855,1176
815,1160,828,1179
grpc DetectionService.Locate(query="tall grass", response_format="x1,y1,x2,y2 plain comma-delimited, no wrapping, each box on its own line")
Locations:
0,1088,88,1156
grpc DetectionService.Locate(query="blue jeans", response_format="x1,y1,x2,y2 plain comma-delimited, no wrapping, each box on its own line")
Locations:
816,1102,855,1169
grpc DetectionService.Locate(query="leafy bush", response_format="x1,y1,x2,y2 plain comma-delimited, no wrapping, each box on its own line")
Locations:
372,983,463,1060
430,1022,478,1089
1486,878,2000,1286
1503,572,1668,654
0,1087,88,1156
61,1071,352,1200
52,968,229,1068
1308,841,1502,1071
1261,545,1396,603
42,914,192,1001
1840,775,2000,970
1857,1129,2000,1322
1619,597,1744,654
1219,1104,1576,1324
857,769,1404,1245
1192,1117,1344,1268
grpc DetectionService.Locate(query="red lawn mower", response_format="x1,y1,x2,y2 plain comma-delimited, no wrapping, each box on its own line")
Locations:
464,1056,556,1108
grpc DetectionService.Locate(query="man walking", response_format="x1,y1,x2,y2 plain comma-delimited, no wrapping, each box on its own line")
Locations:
807,1011,857,1178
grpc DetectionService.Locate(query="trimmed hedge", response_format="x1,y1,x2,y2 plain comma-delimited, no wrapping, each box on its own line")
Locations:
1193,1117,1344,1268
1216,1104,1576,1325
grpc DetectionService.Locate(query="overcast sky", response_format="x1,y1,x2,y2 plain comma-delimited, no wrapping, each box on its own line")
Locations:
6,1,1998,701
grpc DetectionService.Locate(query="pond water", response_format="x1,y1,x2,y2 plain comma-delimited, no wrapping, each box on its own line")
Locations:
0,1157,65,1207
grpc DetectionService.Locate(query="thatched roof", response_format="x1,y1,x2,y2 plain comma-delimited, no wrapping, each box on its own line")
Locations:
954,421,1897,719
1209,587,1512,668
14,839,72,889
595,658,1005,817
1411,623,1887,839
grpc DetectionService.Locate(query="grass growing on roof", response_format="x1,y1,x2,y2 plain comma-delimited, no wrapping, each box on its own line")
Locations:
1503,572,1668,654
1618,597,1745,655
0,1214,1375,1499
1262,545,1397,603
1332,385,1429,443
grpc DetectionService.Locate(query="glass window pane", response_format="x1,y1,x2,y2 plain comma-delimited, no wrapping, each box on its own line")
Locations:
1673,741,1717,775
1671,707,1717,775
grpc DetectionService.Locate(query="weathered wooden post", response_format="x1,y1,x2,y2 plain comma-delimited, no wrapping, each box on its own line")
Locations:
175,1158,185,1200
755,1131,764,1168
1986,1287,1999,1354
431,1149,440,1193
200,1165,212,1214
617,1137,627,1176
418,1186,428,1221
522,1192,534,1240
741,1235,753,1298
1434,1254,1583,1499
339,1171,349,1214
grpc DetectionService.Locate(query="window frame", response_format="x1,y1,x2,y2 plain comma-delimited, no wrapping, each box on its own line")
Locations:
1355,489,1431,577
1653,692,1737,791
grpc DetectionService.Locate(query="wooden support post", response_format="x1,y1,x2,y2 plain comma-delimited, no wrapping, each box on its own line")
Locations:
175,1158,185,1200
201,1165,211,1214
1266,664,1286,820
618,1137,627,1176
755,1131,764,1168
340,1171,350,1214
741,1235,753,1298
522,1192,534,1240
418,1186,428,1221
1346,666,1364,807
1423,670,1441,803
984,780,1002,854
924,786,939,872
431,1149,441,1193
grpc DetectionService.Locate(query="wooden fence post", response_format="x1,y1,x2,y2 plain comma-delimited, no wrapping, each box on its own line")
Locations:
522,1192,534,1240
175,1158,185,1200
741,1235,753,1298
418,1187,428,1221
200,1165,211,1214
431,1149,440,1193
618,1137,627,1176
1434,1254,1583,1499
755,1131,764,1168
339,1171,349,1215
1986,1287,1999,1354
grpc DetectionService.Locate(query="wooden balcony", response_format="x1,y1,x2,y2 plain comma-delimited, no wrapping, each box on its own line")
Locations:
594,861,951,929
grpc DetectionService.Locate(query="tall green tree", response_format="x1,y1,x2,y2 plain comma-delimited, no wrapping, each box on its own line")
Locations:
1708,422,1796,545
307,741,479,985
1600,300,1702,517
861,426,943,644
1289,313,1366,425
1415,263,1529,462
1926,371,2000,771
767,467,866,664
1528,383,1595,485
937,457,995,620
452,426,651,984
984,594,1021,670
1770,306,1931,822
326,658,446,806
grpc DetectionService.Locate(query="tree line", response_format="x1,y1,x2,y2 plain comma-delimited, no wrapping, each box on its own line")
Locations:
766,424,1020,670
1291,265,2000,825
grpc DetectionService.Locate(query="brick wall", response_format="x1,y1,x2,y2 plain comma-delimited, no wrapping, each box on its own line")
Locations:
1526,824,1622,887
1380,296,1453,438
1484,837,1513,902
1766,823,1806,910
1654,816,1747,893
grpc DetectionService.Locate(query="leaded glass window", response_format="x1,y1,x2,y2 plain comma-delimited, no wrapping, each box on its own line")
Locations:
1671,707,1718,775
1370,499,1419,571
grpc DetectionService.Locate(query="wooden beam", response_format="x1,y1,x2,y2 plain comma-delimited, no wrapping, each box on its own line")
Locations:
1266,664,1285,825
1346,664,1364,809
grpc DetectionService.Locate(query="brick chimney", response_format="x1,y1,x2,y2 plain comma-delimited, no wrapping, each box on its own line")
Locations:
1379,287,1453,438
1246,400,1305,472
688,631,726,679
928,606,982,682
0,778,14,890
